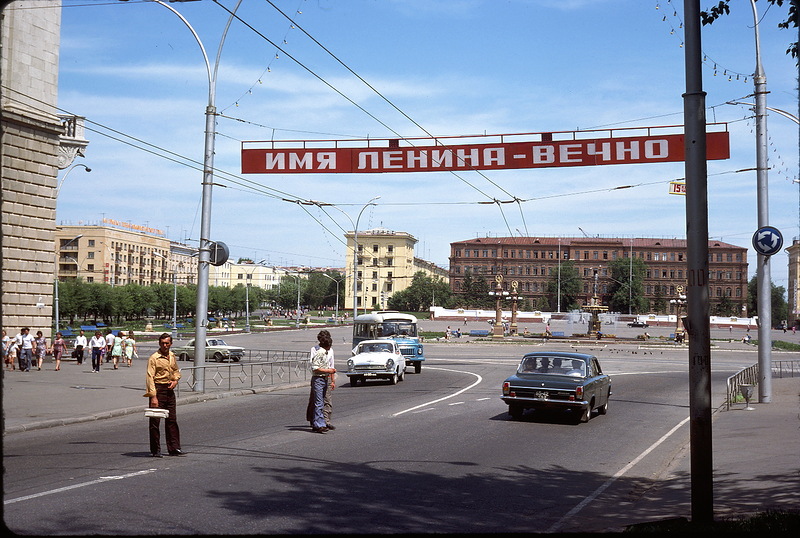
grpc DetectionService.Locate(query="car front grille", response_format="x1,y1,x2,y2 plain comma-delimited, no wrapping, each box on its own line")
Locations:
353,364,386,371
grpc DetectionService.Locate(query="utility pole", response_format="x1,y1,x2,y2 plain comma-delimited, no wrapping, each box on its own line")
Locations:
682,0,714,524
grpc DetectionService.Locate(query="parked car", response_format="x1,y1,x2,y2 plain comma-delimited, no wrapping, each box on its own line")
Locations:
628,320,648,328
501,352,611,423
346,339,406,386
172,338,245,362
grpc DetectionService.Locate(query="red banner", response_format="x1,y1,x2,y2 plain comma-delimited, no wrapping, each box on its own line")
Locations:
241,130,729,174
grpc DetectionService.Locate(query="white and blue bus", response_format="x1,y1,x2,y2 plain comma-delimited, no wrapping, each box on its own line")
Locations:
352,311,425,373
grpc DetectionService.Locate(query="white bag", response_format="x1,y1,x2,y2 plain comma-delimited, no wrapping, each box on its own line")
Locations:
144,407,169,419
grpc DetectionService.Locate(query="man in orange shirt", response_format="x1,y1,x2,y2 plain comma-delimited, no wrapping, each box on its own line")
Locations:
144,333,184,457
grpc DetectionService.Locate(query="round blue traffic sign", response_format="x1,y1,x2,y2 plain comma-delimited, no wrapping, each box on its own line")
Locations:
752,226,783,256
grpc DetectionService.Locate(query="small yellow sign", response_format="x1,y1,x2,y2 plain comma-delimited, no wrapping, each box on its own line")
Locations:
669,181,686,195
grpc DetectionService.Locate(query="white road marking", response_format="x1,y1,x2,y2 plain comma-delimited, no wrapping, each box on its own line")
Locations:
393,366,483,417
4,469,158,505
546,416,691,533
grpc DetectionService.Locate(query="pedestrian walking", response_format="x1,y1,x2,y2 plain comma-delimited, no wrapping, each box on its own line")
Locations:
2,329,14,371
50,331,66,371
308,333,335,433
105,330,115,362
110,332,123,369
89,331,105,372
16,327,34,372
33,330,47,371
144,333,184,457
122,330,137,367
306,330,336,431
73,330,87,364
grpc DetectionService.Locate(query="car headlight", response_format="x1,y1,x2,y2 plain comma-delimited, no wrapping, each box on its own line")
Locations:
386,358,394,370
347,359,354,370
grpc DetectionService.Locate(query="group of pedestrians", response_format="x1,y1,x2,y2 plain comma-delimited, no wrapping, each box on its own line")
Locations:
2,327,57,372
1,327,137,372
82,329,137,372
141,328,337,462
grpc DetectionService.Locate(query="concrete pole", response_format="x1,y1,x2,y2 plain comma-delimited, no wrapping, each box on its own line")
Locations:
750,0,773,403
155,0,243,391
682,0,713,524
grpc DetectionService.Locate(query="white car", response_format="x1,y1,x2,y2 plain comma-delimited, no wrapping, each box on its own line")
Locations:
347,340,406,386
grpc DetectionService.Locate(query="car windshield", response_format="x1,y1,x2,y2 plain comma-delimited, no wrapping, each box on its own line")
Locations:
519,356,586,376
360,343,394,353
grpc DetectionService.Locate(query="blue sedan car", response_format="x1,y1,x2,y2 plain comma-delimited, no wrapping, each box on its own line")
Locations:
501,352,611,423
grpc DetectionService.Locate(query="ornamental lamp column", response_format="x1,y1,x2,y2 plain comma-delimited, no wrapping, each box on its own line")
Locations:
488,275,508,338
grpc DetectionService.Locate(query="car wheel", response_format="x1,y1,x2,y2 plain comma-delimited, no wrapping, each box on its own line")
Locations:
399,367,405,381
213,352,224,363
389,372,398,385
232,357,240,362
414,362,422,374
597,390,610,415
579,406,591,423
179,353,190,362
508,404,524,420
350,376,359,386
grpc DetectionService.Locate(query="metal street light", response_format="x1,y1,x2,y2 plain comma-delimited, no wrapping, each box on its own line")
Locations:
54,234,82,333
56,163,90,198
310,197,380,321
321,273,340,321
153,251,177,340
488,275,509,338
150,0,243,392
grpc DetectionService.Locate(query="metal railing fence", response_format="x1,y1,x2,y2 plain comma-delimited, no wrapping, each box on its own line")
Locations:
725,359,800,410
176,349,310,394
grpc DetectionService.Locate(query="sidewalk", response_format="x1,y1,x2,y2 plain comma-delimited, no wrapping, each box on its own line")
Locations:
3,350,798,528
1,354,306,434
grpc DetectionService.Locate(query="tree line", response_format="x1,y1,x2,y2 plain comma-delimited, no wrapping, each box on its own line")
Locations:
55,271,346,326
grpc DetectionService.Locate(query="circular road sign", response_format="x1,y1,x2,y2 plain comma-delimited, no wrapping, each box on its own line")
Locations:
751,226,783,256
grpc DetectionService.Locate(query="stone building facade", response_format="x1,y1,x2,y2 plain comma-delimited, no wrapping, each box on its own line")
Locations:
1,1,85,337
787,239,800,327
450,236,748,314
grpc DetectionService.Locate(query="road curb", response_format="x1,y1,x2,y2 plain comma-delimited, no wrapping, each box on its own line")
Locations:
3,381,310,435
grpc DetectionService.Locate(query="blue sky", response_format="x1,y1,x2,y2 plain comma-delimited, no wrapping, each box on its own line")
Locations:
56,0,798,291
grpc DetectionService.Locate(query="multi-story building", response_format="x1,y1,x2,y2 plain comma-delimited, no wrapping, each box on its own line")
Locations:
344,228,448,311
55,222,197,286
450,236,748,314
787,239,800,327
210,261,287,290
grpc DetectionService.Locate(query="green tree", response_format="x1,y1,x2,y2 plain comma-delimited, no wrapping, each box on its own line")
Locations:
545,259,582,311
387,272,453,312
651,285,668,315
747,276,789,326
606,257,648,314
457,270,494,309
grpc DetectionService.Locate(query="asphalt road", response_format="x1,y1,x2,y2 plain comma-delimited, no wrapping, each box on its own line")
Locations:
2,324,758,534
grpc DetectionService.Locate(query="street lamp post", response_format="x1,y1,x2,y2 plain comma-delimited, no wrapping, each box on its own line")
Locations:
748,0,773,404
322,273,340,321
351,197,381,321
670,286,687,343
154,251,177,341
56,163,90,197
152,0,243,392
488,275,508,338
54,234,83,333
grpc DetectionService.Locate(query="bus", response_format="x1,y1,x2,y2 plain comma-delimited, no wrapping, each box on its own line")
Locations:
352,311,425,373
